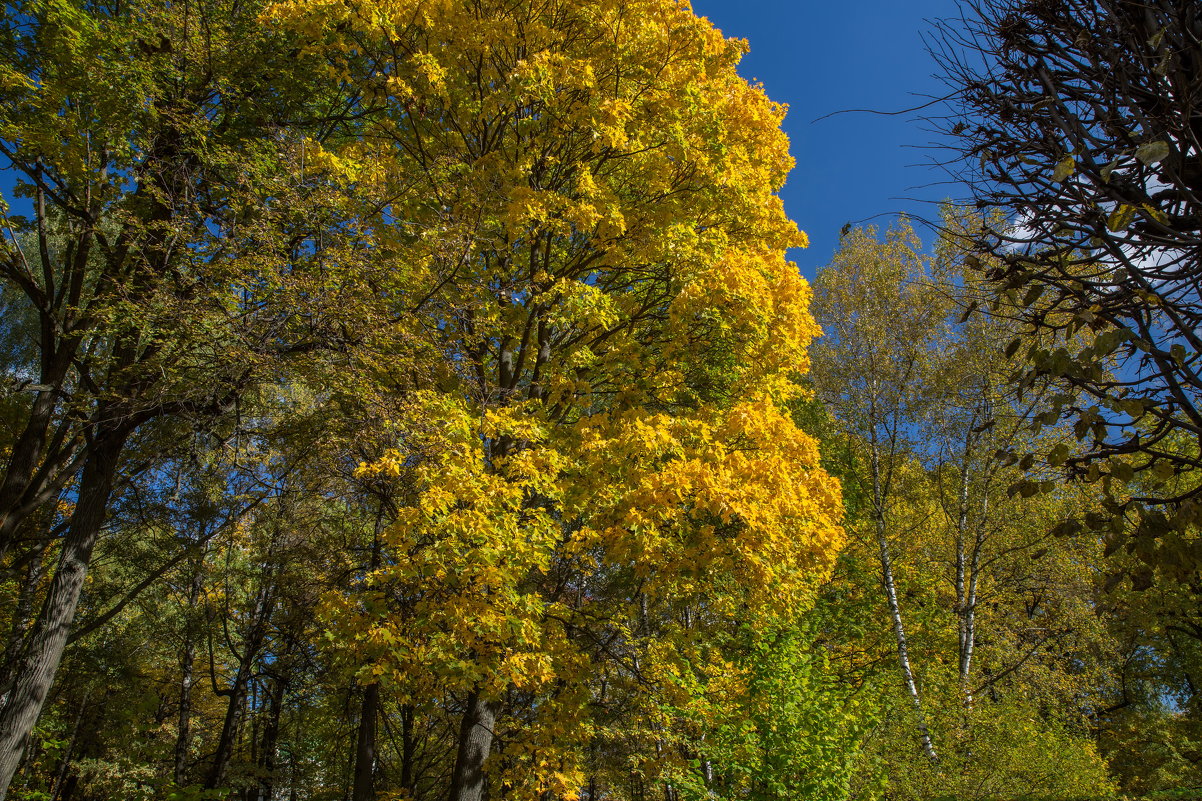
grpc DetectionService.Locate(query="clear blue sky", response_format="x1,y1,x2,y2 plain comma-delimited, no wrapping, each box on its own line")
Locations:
690,0,965,278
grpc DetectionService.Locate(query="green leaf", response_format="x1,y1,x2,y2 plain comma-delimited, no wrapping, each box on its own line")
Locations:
1051,519,1082,538
1152,460,1176,480
1119,398,1146,417
1110,460,1135,482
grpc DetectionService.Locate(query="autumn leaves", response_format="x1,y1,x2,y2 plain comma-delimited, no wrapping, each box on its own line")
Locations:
0,0,841,797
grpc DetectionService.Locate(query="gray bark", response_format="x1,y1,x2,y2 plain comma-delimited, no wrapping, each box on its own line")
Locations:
447,692,497,801
0,428,126,798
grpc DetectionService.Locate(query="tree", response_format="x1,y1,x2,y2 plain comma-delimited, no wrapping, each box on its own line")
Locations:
811,218,1120,799
811,220,950,764
262,0,848,797
0,0,365,791
930,0,1202,579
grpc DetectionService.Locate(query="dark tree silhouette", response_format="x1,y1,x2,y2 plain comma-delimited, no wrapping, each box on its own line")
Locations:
931,0,1202,581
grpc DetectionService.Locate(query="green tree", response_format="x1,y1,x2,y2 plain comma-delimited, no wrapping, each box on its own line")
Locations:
812,218,1119,799
0,0,364,790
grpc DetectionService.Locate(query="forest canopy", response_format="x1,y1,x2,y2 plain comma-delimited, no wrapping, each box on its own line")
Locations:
0,0,1198,800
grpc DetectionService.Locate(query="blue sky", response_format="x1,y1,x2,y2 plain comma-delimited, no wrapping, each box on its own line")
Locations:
689,0,964,278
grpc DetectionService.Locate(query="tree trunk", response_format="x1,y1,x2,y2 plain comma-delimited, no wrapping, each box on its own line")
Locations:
0,363,76,560
953,435,974,708
400,703,416,794
255,668,288,801
0,429,127,799
447,691,497,801
351,683,379,801
868,429,938,764
953,402,990,713
204,578,275,791
175,555,205,785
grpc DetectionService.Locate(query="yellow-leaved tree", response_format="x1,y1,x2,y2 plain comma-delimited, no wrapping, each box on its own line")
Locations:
262,0,846,798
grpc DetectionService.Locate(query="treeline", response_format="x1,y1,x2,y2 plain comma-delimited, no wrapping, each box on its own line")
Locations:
0,0,1199,800
0,0,843,799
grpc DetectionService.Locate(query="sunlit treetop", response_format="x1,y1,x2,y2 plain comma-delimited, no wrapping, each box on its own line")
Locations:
267,0,814,414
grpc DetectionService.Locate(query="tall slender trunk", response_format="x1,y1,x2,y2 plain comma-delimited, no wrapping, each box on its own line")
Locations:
351,683,380,801
352,511,384,801
447,691,498,801
868,429,938,764
205,578,275,791
400,703,416,793
954,436,974,708
954,403,989,713
0,429,127,799
205,657,251,791
175,554,205,785
254,668,288,801
961,545,982,708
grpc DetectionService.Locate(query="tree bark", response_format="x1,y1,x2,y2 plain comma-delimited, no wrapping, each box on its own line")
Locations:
253,668,288,801
400,703,416,794
174,554,205,785
0,428,127,799
953,433,975,709
204,576,275,791
351,683,379,801
352,509,384,801
868,427,938,764
447,691,498,801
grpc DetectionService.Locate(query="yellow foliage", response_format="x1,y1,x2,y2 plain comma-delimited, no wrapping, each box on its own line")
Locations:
275,0,845,795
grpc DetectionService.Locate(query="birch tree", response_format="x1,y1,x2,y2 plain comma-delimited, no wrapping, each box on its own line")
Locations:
811,220,948,763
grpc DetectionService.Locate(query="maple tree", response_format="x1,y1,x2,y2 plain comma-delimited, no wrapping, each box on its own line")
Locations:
2,0,1197,798
262,0,847,796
